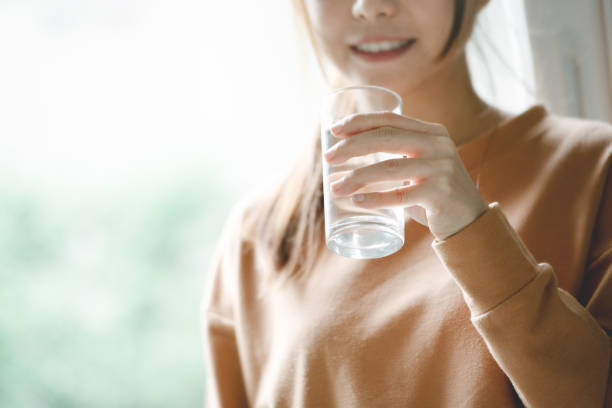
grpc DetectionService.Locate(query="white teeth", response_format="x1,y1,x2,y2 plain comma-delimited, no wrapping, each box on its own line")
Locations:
355,40,411,53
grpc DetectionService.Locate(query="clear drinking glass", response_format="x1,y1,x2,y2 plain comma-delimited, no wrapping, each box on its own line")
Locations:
320,85,405,259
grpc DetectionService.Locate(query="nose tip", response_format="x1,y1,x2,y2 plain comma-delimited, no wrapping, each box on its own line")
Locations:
352,0,397,21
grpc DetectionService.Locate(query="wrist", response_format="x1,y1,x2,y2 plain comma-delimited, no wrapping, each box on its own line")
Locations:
433,201,489,241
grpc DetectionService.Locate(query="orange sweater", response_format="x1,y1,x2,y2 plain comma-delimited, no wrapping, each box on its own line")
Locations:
202,105,612,407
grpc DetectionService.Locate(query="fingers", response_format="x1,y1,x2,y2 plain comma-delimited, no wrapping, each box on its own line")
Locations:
350,181,432,209
331,111,447,138
330,157,436,197
324,125,451,164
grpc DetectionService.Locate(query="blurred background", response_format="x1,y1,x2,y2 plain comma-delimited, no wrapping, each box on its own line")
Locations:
0,0,610,406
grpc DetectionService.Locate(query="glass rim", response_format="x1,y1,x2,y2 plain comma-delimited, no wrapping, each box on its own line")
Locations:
321,85,402,106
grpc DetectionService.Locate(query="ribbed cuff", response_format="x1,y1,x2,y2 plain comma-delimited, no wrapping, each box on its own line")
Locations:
431,202,539,317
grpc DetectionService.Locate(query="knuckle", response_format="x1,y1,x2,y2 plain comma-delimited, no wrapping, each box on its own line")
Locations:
392,187,409,204
393,188,404,203
374,125,394,141
401,188,412,203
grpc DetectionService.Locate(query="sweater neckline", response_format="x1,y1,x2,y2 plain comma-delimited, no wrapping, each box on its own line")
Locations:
457,104,548,172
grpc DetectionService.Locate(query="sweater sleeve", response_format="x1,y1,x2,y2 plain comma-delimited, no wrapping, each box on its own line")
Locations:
201,205,249,408
431,201,611,407
580,162,612,408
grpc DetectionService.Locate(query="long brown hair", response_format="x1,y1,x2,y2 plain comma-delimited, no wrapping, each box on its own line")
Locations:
242,0,468,298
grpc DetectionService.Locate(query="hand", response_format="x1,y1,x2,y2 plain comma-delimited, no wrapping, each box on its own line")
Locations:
323,111,488,241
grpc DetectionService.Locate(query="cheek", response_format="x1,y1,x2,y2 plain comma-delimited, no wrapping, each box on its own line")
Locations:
304,1,344,40
411,0,455,58
304,1,351,64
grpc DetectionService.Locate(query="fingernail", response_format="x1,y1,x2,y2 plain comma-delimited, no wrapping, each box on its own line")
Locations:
330,122,343,135
324,147,337,159
353,194,365,202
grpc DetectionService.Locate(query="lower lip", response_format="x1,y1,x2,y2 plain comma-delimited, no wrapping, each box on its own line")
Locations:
350,40,416,63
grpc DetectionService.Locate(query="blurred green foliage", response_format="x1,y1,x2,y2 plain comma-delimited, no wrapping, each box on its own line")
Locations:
0,164,232,407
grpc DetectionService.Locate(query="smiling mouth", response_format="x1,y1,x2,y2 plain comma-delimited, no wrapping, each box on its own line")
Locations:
350,38,417,54
348,38,417,63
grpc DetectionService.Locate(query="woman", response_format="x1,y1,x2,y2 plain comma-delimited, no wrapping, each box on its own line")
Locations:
202,0,612,406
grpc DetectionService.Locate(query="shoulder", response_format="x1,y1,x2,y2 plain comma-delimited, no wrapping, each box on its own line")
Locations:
539,110,612,158
206,191,263,290
491,105,612,172
498,106,612,175
535,112,612,223
217,181,277,249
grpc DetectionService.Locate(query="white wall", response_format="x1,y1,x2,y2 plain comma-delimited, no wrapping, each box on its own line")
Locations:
0,0,312,198
524,0,612,121
4,0,609,200
467,0,536,115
